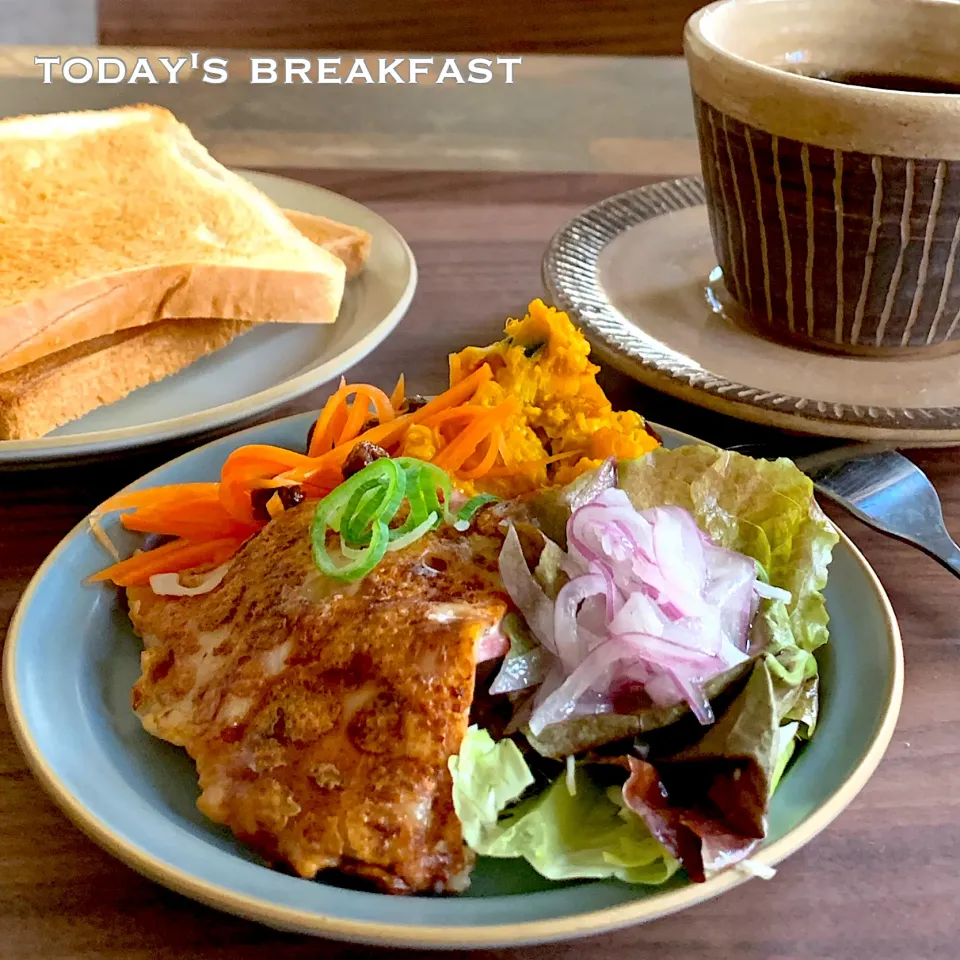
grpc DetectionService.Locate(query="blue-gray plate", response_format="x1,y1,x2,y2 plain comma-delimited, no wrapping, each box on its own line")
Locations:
3,415,903,949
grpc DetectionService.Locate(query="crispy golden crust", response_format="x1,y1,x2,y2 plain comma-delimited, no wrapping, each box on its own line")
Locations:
127,504,509,894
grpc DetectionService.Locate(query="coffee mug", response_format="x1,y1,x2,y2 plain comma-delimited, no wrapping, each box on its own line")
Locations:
684,0,960,356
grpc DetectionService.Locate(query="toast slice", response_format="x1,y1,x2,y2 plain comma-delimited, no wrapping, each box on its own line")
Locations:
282,210,371,281
0,210,372,441
0,319,253,441
0,105,347,376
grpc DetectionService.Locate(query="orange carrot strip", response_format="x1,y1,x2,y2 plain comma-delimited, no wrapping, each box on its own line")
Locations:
420,406,488,430
390,373,405,411
458,426,503,480
98,483,221,514
434,398,519,473
449,353,462,388
282,365,495,485
337,388,377,445
219,445,318,524
308,389,350,456
281,414,415,483
498,432,514,469
337,385,395,444
409,364,494,426
88,537,245,586
120,511,258,542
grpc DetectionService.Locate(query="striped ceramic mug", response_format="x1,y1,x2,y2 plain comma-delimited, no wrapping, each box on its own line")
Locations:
685,0,960,357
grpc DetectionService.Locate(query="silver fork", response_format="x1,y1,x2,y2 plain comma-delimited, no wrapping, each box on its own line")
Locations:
732,444,960,579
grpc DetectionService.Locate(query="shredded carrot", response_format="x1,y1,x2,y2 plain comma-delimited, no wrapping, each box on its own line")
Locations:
337,385,395,445
420,406,488,430
97,483,222,514
433,398,519,473
288,414,414,482
119,510,257,542
307,383,396,457
449,353,462,388
287,365,496,484
219,445,318,524
88,537,246,586
308,390,350,456
410,364,493,425
390,373,405,411
88,363,520,585
458,426,503,480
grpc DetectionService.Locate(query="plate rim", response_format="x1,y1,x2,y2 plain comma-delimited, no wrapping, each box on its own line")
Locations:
2,414,905,948
0,171,418,465
542,176,960,443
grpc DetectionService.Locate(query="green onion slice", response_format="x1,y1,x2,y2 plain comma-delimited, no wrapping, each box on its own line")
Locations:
454,493,499,530
310,457,500,582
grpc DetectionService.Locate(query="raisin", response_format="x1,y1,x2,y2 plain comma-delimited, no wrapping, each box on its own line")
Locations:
398,395,429,413
250,485,306,522
342,441,390,478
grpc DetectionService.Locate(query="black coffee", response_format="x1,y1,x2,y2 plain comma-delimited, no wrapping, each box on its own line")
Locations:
808,69,960,95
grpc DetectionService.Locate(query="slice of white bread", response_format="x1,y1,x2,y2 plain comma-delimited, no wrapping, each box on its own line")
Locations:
0,209,372,441
0,319,253,441
0,105,347,376
282,209,372,280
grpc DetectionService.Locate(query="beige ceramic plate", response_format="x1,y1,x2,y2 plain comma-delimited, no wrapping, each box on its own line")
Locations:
0,171,417,468
542,177,960,443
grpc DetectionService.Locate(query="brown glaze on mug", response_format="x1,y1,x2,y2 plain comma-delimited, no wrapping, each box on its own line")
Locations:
685,0,960,356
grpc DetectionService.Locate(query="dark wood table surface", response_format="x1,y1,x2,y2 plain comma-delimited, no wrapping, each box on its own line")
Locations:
2,168,959,960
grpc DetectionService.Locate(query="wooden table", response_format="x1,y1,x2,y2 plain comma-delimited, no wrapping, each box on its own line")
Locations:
2,50,959,960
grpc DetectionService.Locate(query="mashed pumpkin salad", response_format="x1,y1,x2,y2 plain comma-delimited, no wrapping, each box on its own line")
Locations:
448,299,659,495
88,300,661,584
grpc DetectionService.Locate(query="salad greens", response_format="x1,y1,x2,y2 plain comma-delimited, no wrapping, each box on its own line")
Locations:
451,728,679,884
449,445,838,885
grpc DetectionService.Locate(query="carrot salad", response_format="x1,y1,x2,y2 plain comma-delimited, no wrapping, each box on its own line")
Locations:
90,300,661,585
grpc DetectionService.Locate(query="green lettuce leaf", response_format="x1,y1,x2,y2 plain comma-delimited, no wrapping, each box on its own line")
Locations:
450,727,678,884
449,726,535,849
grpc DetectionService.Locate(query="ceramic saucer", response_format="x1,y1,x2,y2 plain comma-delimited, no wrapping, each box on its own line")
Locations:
542,177,960,443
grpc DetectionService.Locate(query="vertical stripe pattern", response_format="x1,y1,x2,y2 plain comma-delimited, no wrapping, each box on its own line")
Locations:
851,157,883,346
801,143,816,337
746,128,772,325
874,159,914,347
833,150,845,343
902,160,945,347
772,135,795,333
694,96,960,352
721,113,752,313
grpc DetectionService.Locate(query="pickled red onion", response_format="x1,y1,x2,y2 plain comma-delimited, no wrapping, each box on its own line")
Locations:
497,487,790,735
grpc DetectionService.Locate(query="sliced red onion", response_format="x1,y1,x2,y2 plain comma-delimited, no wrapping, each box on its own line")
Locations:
529,639,636,734
554,573,608,672
667,668,715,725
500,484,777,736
616,631,720,669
